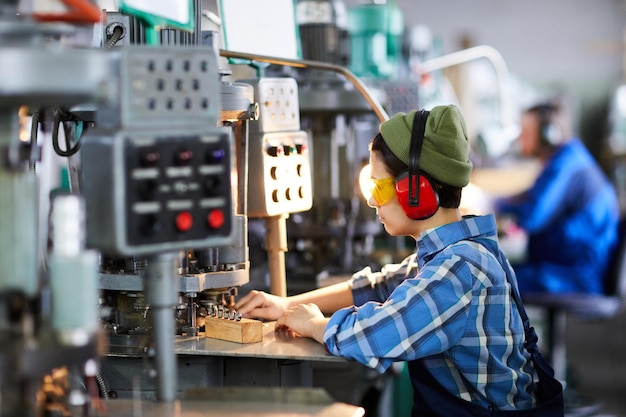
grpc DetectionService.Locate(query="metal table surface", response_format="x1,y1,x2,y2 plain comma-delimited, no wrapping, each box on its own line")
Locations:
102,322,349,400
172,321,342,362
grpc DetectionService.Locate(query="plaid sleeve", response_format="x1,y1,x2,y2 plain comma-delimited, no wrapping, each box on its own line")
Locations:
349,254,418,306
325,253,473,373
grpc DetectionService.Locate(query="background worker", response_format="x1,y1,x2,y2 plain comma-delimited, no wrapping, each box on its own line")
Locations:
495,101,620,294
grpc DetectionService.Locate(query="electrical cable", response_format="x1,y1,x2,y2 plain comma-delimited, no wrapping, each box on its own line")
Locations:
95,373,109,399
105,25,124,48
51,107,85,157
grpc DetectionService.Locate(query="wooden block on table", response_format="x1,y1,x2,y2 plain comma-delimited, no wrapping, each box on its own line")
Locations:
204,316,263,344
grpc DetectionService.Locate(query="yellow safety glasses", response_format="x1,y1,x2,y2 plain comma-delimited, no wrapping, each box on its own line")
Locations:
369,177,397,206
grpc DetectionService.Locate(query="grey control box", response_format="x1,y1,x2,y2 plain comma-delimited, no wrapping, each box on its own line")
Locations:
81,130,233,255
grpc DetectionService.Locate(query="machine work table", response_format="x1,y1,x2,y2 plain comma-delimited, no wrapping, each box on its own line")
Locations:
174,321,343,362
101,321,349,399
106,321,342,362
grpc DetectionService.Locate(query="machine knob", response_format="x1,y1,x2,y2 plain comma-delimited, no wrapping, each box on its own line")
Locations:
141,150,160,167
204,176,222,195
138,180,158,200
283,145,294,156
175,149,193,165
266,146,283,157
206,147,226,163
140,214,161,236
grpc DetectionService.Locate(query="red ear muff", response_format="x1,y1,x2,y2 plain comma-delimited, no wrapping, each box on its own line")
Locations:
395,171,439,220
396,109,439,220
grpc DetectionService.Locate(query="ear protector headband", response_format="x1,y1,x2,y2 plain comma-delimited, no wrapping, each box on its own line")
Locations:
395,110,440,220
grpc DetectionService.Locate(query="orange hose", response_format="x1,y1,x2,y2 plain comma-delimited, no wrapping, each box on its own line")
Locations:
32,0,101,23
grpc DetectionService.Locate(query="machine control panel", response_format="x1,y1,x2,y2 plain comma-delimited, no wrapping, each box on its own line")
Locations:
96,46,221,130
81,131,233,255
247,130,312,217
242,77,313,217
239,77,301,134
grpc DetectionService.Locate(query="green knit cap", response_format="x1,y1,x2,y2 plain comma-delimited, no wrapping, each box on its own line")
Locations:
379,105,472,187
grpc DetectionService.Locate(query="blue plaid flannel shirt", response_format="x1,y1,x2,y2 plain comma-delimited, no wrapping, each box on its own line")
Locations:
323,214,536,410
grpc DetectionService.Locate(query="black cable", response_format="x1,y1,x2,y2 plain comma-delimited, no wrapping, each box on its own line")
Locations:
51,107,83,157
106,25,124,48
95,373,109,399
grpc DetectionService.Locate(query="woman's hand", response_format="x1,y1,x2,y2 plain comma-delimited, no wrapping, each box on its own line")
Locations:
234,290,290,320
275,303,329,344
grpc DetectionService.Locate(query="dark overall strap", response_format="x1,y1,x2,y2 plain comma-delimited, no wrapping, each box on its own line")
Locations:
409,358,493,417
490,250,565,410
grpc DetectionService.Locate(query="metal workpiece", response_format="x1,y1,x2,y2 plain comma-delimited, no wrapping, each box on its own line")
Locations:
204,301,242,322
201,285,238,318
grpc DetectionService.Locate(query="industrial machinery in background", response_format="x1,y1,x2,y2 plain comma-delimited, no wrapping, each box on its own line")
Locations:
275,1,523,296
214,0,399,294
275,0,421,291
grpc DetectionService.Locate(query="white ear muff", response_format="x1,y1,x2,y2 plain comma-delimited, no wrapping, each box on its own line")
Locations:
542,123,562,145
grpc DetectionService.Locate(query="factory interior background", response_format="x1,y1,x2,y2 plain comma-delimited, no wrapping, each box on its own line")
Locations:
4,0,626,416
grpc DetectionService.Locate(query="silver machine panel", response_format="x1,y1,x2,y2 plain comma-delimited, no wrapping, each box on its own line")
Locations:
242,78,313,217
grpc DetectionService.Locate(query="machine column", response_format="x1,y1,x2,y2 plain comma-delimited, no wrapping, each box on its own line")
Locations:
146,252,179,402
266,214,288,297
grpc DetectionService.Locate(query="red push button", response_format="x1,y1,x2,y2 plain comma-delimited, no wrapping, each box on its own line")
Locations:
207,209,225,229
175,211,193,232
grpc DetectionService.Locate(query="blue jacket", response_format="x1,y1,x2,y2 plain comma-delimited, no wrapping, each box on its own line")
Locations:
495,138,619,294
